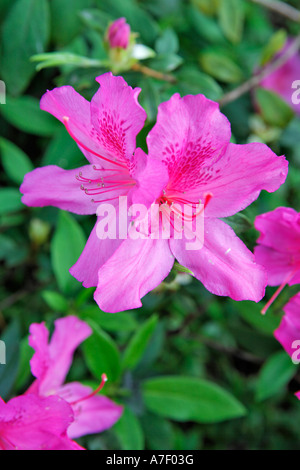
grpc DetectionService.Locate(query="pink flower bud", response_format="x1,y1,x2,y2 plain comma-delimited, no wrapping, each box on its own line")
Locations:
107,17,130,50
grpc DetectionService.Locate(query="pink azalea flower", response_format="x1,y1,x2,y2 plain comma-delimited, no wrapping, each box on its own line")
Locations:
107,18,131,50
94,92,288,312
26,316,123,439
20,72,165,291
274,293,300,358
259,40,300,114
254,207,300,313
0,394,83,450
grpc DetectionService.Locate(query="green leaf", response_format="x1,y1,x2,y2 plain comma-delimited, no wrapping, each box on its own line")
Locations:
50,0,93,46
261,29,287,66
15,337,33,392
199,50,243,83
79,306,137,333
218,0,245,44
1,0,50,95
255,87,294,128
175,67,223,101
83,322,121,383
0,188,23,215
41,290,69,313
0,96,59,136
143,376,246,423
113,406,145,450
51,211,86,294
0,320,21,399
187,6,225,44
155,28,179,55
149,53,183,73
42,127,86,169
122,314,158,371
256,351,297,402
0,138,34,184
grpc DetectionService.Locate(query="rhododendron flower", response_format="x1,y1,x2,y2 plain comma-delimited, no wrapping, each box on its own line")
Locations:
254,207,300,313
107,18,131,50
259,40,300,114
0,394,83,450
26,316,123,439
274,293,300,359
20,73,165,291
94,92,288,312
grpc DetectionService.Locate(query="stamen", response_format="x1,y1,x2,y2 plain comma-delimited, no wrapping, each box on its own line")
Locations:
63,116,127,169
261,269,298,314
69,373,108,406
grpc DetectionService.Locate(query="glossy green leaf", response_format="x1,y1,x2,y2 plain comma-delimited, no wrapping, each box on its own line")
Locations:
0,138,33,184
122,314,158,370
113,406,145,450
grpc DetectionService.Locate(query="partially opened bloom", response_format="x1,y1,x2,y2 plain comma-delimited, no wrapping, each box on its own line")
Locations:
0,394,82,450
254,207,300,313
26,316,123,439
259,40,300,114
20,73,165,291
274,293,300,358
94,92,288,312
107,18,131,50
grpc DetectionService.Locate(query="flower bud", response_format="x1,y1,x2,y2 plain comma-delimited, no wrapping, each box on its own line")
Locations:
107,17,130,50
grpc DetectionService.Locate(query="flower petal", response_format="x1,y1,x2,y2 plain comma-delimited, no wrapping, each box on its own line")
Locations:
199,143,288,218
254,245,300,286
20,165,97,215
147,93,231,191
170,218,267,302
274,293,300,357
57,382,123,439
29,317,92,393
95,237,174,312
0,394,82,450
91,73,147,168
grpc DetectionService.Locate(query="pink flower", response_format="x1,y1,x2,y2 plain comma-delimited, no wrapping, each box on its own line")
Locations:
26,316,123,439
274,293,300,358
0,394,83,450
20,73,165,291
94,93,288,312
107,18,131,50
254,207,300,313
259,40,300,114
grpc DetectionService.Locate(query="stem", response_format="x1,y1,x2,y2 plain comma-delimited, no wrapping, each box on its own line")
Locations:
219,33,300,107
251,0,300,22
131,63,177,84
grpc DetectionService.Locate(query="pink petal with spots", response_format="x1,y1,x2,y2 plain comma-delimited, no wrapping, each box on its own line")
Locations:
170,218,267,302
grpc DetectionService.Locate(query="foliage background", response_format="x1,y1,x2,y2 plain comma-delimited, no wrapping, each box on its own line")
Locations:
1,0,300,450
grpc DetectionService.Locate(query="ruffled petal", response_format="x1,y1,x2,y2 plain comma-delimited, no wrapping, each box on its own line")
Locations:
57,382,123,439
20,165,98,215
147,93,231,191
198,143,288,218
29,317,92,394
254,245,300,286
95,237,174,312
170,218,267,302
274,294,300,357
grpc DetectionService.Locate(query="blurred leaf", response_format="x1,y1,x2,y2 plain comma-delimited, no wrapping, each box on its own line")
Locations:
143,376,247,423
83,322,121,383
175,67,223,101
15,337,33,392
51,211,86,294
199,50,243,83
41,290,69,313
155,28,179,54
0,320,21,399
0,138,33,184
0,188,23,215
141,413,174,450
79,306,137,333
1,0,50,95
113,406,145,450
256,351,297,402
122,314,158,371
149,53,183,72
0,96,59,136
260,29,287,66
42,127,86,169
187,6,225,44
218,0,244,44
50,0,93,46
255,87,294,128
